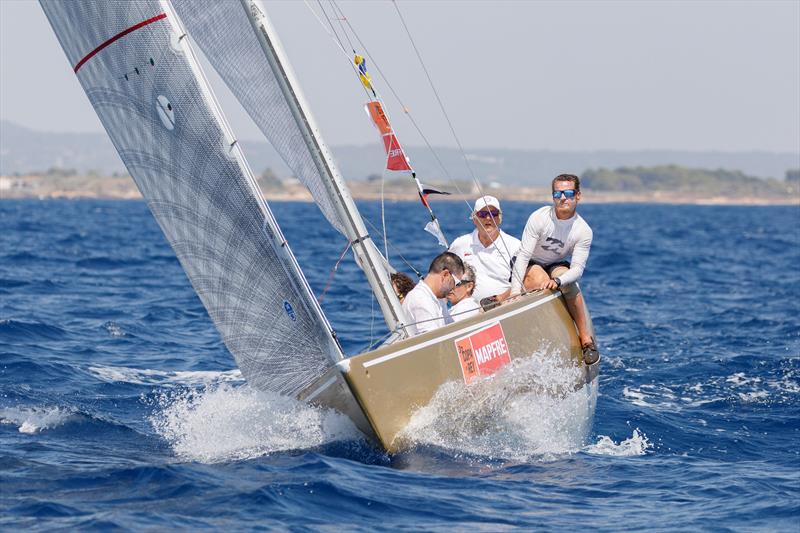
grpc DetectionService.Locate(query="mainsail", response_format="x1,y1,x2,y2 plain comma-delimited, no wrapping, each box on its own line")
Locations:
40,0,343,396
169,0,409,335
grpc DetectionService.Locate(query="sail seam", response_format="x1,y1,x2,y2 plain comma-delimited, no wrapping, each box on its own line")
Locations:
73,13,168,73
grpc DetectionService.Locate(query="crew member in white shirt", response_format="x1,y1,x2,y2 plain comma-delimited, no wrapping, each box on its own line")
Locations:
447,265,481,322
448,196,521,303
507,174,599,364
402,251,465,336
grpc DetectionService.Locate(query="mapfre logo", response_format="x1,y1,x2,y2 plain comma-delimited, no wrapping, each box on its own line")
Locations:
454,322,511,384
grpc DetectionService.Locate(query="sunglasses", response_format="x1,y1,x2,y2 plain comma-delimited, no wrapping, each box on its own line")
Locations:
552,189,577,199
455,279,473,287
475,209,501,219
449,270,462,286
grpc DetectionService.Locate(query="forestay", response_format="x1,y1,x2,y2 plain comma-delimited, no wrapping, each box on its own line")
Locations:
40,0,342,396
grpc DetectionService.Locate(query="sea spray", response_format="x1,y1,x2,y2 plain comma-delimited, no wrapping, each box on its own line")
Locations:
585,429,651,457
148,383,361,463
0,406,78,434
399,350,598,460
90,364,243,387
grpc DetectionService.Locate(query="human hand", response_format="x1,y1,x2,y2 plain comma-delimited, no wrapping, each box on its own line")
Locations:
536,279,559,290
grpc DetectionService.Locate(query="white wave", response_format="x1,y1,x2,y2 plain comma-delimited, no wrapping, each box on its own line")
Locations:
623,384,679,410
0,406,77,434
103,321,125,337
726,372,762,387
89,365,243,386
148,383,361,463
585,428,651,457
738,390,770,402
398,350,597,461
768,373,800,394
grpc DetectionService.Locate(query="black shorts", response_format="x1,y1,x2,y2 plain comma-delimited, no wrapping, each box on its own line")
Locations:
529,260,570,276
508,257,570,281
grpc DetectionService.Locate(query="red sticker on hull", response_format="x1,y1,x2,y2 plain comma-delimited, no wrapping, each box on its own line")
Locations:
454,322,511,384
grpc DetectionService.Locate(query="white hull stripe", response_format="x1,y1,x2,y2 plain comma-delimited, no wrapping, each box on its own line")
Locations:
303,375,339,402
361,292,561,369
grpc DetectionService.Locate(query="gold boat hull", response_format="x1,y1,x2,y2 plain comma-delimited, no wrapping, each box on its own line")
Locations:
299,290,599,453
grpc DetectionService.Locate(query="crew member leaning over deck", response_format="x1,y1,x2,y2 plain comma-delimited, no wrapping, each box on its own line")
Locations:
505,174,599,365
402,252,465,336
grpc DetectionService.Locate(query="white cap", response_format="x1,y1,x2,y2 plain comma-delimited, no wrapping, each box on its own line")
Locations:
473,195,501,213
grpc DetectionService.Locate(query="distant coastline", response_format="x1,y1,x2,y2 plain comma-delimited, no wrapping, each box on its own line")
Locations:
2,171,798,206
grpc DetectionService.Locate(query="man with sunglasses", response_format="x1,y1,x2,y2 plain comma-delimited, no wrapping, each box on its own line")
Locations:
448,196,521,303
402,251,466,336
508,174,599,365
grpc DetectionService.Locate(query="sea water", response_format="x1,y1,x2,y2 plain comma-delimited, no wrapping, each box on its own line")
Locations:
1,199,798,530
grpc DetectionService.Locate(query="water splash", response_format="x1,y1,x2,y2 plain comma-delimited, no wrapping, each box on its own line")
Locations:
585,429,651,457
398,351,597,460
0,406,77,434
148,384,361,463
89,365,243,387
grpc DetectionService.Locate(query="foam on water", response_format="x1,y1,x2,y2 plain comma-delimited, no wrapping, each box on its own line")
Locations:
148,383,361,463
89,365,243,386
623,367,800,410
585,429,651,457
0,406,78,434
399,351,597,460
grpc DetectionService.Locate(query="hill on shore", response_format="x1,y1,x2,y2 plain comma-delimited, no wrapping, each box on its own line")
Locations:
583,165,799,196
3,164,798,205
2,120,799,184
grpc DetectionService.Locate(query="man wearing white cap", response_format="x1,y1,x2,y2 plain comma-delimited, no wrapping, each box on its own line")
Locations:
448,195,521,303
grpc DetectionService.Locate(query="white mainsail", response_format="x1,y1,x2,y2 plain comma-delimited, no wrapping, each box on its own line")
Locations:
169,0,409,335
40,0,343,396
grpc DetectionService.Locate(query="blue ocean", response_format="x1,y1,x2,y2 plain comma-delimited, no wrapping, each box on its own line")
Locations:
1,198,798,531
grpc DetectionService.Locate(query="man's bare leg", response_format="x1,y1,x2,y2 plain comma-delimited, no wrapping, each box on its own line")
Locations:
563,292,592,346
548,266,593,347
523,264,551,289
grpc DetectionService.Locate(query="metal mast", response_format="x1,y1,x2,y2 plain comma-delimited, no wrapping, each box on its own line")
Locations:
240,0,410,338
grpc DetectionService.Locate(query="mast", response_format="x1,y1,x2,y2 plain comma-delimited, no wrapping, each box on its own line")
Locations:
240,0,410,338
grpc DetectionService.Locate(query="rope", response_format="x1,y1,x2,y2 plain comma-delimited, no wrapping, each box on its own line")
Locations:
308,1,523,289
317,240,352,303
306,0,374,100
391,0,525,289
307,0,448,250
362,216,422,278
329,0,472,212
330,0,357,54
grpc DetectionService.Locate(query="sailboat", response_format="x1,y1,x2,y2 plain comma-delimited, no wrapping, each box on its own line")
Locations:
40,0,599,453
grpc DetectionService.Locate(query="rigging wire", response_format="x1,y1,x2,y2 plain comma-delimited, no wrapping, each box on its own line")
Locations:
317,240,353,304
328,0,472,208
308,0,374,101
390,0,525,289
307,1,523,290
362,216,422,278
329,1,357,54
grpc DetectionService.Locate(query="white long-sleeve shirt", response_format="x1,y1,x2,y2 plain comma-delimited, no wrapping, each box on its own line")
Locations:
510,206,593,294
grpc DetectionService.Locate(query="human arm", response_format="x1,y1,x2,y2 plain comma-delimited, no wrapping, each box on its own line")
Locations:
509,216,541,295
556,229,592,286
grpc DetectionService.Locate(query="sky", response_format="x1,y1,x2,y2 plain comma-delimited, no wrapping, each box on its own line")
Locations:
1,0,798,153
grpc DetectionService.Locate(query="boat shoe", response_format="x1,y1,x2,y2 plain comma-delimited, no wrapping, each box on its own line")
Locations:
581,341,600,365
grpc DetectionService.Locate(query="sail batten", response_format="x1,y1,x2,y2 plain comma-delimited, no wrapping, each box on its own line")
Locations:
41,0,343,396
